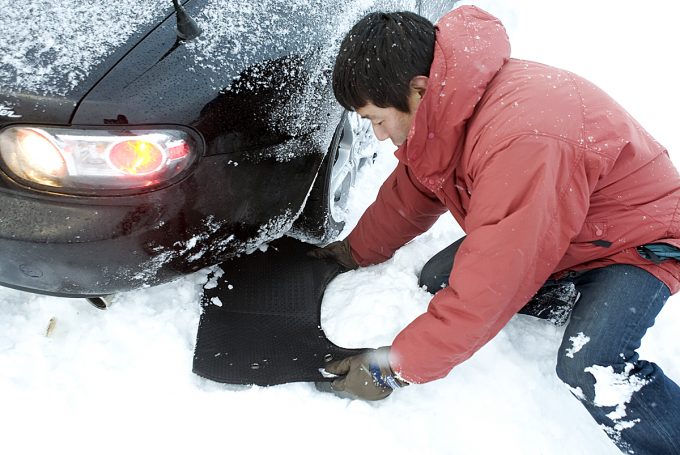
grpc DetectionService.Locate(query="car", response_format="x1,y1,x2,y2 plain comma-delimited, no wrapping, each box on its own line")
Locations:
0,0,456,306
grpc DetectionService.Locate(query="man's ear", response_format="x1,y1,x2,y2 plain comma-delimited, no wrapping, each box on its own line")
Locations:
410,76,429,98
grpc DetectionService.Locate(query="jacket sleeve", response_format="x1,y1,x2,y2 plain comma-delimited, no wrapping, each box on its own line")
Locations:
391,137,594,384
348,161,447,266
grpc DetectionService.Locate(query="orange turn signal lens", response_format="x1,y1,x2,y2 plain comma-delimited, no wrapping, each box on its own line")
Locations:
108,140,164,175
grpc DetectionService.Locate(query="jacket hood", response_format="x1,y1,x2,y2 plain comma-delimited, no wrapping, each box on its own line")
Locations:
395,6,510,191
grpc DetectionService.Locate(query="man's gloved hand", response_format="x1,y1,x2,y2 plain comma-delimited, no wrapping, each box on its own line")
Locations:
307,237,358,270
323,347,408,401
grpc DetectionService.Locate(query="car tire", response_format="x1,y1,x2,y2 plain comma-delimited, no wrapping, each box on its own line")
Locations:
292,110,374,244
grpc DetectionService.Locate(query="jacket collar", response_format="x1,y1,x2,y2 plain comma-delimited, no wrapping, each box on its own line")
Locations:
395,6,510,192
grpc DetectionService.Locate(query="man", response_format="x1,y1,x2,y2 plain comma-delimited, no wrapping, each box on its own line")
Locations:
310,6,680,455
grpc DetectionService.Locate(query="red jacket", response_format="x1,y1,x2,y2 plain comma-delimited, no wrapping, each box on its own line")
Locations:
347,6,680,384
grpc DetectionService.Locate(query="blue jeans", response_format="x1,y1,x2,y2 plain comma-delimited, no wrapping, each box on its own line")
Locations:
555,265,680,454
420,240,680,454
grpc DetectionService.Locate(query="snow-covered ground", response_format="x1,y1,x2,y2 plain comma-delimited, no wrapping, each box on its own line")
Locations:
1,1,679,454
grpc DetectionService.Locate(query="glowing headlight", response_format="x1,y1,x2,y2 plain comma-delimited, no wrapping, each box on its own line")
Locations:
0,126,197,193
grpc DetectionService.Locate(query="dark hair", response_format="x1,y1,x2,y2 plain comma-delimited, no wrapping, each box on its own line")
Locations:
332,11,435,113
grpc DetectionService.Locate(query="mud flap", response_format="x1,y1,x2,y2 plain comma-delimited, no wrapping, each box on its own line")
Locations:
193,237,365,386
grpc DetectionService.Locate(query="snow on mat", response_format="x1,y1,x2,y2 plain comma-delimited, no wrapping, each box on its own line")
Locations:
193,237,365,386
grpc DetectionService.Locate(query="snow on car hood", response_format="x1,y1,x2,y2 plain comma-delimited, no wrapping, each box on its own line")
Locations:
0,0,170,96
179,0,408,157
185,0,367,73
184,0,412,75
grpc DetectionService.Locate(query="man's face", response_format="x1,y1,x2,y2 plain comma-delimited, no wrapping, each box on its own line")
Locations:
355,87,423,147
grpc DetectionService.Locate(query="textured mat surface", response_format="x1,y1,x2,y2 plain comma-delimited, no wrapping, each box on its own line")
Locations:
193,237,365,386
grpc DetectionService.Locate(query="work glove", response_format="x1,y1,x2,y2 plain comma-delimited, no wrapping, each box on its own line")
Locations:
322,347,408,401
307,237,358,270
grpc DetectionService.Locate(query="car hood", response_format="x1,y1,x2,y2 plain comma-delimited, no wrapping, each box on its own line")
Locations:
2,0,417,140
0,0,174,126
69,0,400,154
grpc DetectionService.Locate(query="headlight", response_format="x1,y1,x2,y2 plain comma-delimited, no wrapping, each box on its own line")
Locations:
0,126,197,194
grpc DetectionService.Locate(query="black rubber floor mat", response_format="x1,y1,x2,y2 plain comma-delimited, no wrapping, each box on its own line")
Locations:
193,237,365,386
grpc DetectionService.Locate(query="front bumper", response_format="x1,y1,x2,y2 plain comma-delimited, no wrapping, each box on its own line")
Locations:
0,145,321,297
0,183,209,296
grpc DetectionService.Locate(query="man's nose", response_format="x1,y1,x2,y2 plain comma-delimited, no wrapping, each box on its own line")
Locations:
372,125,389,142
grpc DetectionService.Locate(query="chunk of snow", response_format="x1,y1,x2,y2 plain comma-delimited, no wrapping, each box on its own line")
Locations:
565,332,590,358
585,363,649,433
